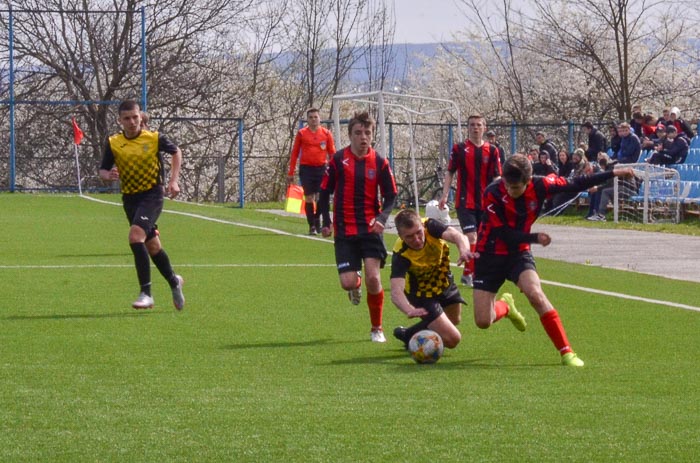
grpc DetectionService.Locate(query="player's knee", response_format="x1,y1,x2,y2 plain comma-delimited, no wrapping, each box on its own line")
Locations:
474,315,492,330
364,273,382,292
443,332,461,349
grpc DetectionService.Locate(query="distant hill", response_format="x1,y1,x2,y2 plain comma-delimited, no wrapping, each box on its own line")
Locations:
346,42,453,87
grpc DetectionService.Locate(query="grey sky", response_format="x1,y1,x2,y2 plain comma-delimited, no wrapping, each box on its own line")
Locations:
392,0,467,44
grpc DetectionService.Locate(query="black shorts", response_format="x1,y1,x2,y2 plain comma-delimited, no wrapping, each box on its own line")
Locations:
299,165,326,196
456,208,483,234
406,280,466,324
334,234,387,273
122,187,163,241
473,251,537,293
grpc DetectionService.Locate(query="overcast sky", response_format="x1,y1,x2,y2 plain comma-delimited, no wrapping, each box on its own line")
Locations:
392,0,468,44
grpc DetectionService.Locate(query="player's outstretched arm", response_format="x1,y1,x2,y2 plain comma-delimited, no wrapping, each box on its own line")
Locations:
440,226,476,266
613,166,635,178
390,278,428,318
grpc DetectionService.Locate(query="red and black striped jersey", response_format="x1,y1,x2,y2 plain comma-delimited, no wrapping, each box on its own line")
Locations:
477,171,615,255
447,140,502,210
320,146,397,238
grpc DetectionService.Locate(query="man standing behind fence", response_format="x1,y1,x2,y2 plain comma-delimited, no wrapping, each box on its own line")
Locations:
439,114,502,287
288,108,337,235
99,99,185,311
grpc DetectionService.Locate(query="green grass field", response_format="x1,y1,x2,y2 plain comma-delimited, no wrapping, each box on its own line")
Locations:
1,194,699,462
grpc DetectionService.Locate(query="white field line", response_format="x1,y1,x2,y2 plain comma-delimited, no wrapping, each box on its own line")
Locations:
10,194,700,313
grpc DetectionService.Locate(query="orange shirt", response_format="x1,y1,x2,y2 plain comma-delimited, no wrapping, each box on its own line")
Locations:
288,126,336,175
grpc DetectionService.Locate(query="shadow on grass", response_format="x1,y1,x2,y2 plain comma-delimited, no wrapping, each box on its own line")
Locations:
221,338,353,350
330,349,557,370
56,253,128,258
2,311,163,321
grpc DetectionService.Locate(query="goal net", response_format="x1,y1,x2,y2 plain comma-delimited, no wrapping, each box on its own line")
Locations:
615,163,681,224
331,91,462,214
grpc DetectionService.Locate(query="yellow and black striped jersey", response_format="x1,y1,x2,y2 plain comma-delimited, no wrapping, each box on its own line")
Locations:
101,130,179,195
391,219,452,298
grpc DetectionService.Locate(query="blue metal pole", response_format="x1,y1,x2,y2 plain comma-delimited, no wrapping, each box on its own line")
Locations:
388,123,394,171
568,120,574,153
238,119,244,208
140,6,147,111
510,120,517,155
8,7,15,192
448,124,453,153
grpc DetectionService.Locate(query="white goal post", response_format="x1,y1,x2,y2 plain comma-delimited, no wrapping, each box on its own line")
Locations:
331,91,463,213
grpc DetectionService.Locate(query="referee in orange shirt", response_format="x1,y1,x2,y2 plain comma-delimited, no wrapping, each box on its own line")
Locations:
288,108,337,235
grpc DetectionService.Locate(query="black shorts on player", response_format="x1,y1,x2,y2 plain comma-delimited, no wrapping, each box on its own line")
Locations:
456,207,483,234
122,186,163,241
299,165,326,196
406,280,466,324
333,234,387,273
473,251,537,293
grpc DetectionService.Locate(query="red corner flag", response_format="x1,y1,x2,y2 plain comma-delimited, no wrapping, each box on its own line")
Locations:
71,117,84,145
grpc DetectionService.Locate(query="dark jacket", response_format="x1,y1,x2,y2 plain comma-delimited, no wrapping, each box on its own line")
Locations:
670,119,695,140
609,134,621,155
557,161,574,179
585,127,608,162
532,162,558,176
615,133,641,164
659,136,689,164
539,139,558,164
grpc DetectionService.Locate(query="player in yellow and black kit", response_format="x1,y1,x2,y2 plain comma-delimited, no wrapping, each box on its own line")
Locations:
390,209,475,350
99,99,185,311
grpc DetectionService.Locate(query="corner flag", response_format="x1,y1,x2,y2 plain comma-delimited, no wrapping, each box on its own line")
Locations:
72,117,84,145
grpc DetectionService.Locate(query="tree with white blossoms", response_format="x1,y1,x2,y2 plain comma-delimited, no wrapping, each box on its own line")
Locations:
415,0,698,128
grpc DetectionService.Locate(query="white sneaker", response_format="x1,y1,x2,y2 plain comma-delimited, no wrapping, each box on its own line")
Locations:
132,292,154,309
171,275,185,310
370,329,386,343
348,271,362,305
460,274,473,287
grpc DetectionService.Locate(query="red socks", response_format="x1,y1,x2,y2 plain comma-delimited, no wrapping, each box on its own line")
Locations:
494,300,509,321
540,309,572,355
462,243,477,276
367,290,384,330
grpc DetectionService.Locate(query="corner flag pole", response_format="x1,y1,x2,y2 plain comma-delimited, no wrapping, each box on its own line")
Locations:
72,117,84,195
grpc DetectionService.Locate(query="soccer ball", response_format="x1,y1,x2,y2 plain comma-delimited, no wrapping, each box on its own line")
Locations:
408,330,444,364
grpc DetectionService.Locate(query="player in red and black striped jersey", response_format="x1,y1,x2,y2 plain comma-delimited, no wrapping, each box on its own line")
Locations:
472,154,635,367
318,111,397,343
99,99,185,311
439,114,502,287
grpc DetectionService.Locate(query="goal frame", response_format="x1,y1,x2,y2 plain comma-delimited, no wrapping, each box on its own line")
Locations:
331,91,462,213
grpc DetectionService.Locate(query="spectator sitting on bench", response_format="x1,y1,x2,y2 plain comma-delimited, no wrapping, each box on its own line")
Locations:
642,124,667,151
612,122,641,164
557,149,574,179
647,125,689,165
668,107,695,140
532,150,558,176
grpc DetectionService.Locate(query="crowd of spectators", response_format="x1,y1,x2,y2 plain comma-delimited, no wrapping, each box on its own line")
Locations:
505,106,697,220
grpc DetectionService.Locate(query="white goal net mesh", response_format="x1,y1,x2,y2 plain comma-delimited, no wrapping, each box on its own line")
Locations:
615,163,681,224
